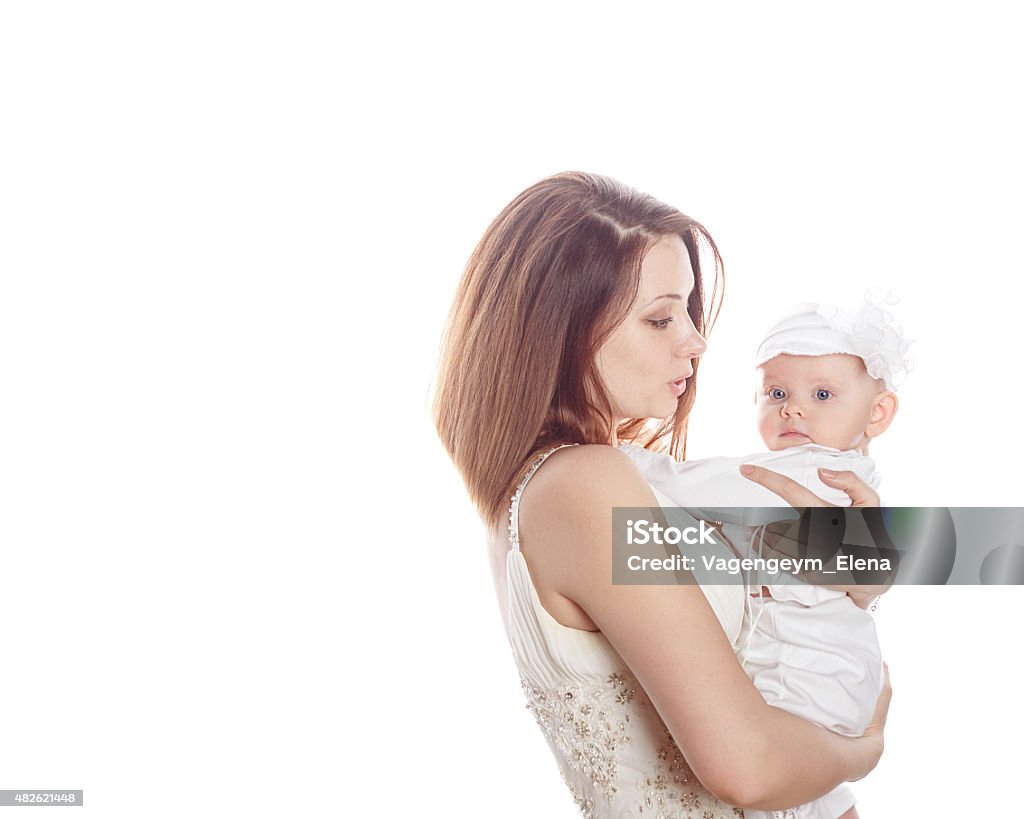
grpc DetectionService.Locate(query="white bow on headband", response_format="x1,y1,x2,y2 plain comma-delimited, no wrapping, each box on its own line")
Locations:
754,291,914,391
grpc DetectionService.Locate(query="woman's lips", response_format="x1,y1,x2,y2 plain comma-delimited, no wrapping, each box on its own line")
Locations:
668,378,687,397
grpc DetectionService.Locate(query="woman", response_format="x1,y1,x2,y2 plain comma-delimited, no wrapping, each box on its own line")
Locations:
433,172,890,818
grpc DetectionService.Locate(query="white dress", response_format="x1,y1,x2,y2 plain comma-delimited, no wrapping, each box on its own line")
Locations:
621,443,886,819
506,445,747,818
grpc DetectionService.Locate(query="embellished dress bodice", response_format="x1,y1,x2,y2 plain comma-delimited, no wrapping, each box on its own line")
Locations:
504,445,748,819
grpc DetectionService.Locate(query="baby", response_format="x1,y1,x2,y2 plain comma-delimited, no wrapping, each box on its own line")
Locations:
624,296,911,819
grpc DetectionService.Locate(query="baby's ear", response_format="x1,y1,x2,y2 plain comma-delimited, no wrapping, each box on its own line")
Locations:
866,391,898,438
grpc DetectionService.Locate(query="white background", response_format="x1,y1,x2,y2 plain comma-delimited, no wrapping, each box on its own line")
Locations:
1,2,1020,817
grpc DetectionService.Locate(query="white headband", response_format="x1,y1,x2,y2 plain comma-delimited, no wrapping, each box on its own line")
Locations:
754,292,913,391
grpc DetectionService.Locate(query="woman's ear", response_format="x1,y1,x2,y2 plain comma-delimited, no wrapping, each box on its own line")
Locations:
866,391,899,438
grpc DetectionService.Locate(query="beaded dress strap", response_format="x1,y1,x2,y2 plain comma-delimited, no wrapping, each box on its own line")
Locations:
507,444,580,551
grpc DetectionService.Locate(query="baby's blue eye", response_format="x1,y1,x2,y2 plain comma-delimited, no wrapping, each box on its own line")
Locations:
815,389,833,400
768,388,786,400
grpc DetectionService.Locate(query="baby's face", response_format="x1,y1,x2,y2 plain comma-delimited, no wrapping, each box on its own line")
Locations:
756,354,886,452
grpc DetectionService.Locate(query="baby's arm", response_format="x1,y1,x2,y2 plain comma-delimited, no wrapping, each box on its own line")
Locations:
620,444,870,518
620,444,832,508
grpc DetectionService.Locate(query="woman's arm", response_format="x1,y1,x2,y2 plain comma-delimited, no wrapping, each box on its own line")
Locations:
519,446,888,811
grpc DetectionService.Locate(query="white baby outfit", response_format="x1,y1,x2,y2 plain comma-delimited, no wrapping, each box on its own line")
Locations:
507,445,748,818
622,442,886,819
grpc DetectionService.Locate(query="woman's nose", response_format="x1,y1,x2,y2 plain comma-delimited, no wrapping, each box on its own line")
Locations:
674,318,707,357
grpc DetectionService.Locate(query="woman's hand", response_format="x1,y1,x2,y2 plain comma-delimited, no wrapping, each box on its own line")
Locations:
739,465,893,601
851,662,892,780
739,464,881,508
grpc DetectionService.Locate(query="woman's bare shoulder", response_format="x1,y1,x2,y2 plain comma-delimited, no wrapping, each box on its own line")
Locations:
515,444,662,631
518,444,658,568
525,444,655,512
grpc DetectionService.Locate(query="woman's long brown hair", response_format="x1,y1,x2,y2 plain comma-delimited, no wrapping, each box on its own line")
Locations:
433,172,723,528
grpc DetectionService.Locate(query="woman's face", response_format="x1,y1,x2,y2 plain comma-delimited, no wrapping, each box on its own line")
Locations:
595,235,707,422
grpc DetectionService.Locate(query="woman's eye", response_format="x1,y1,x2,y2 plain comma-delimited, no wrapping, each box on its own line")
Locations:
647,316,674,330
815,389,833,400
768,388,786,400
